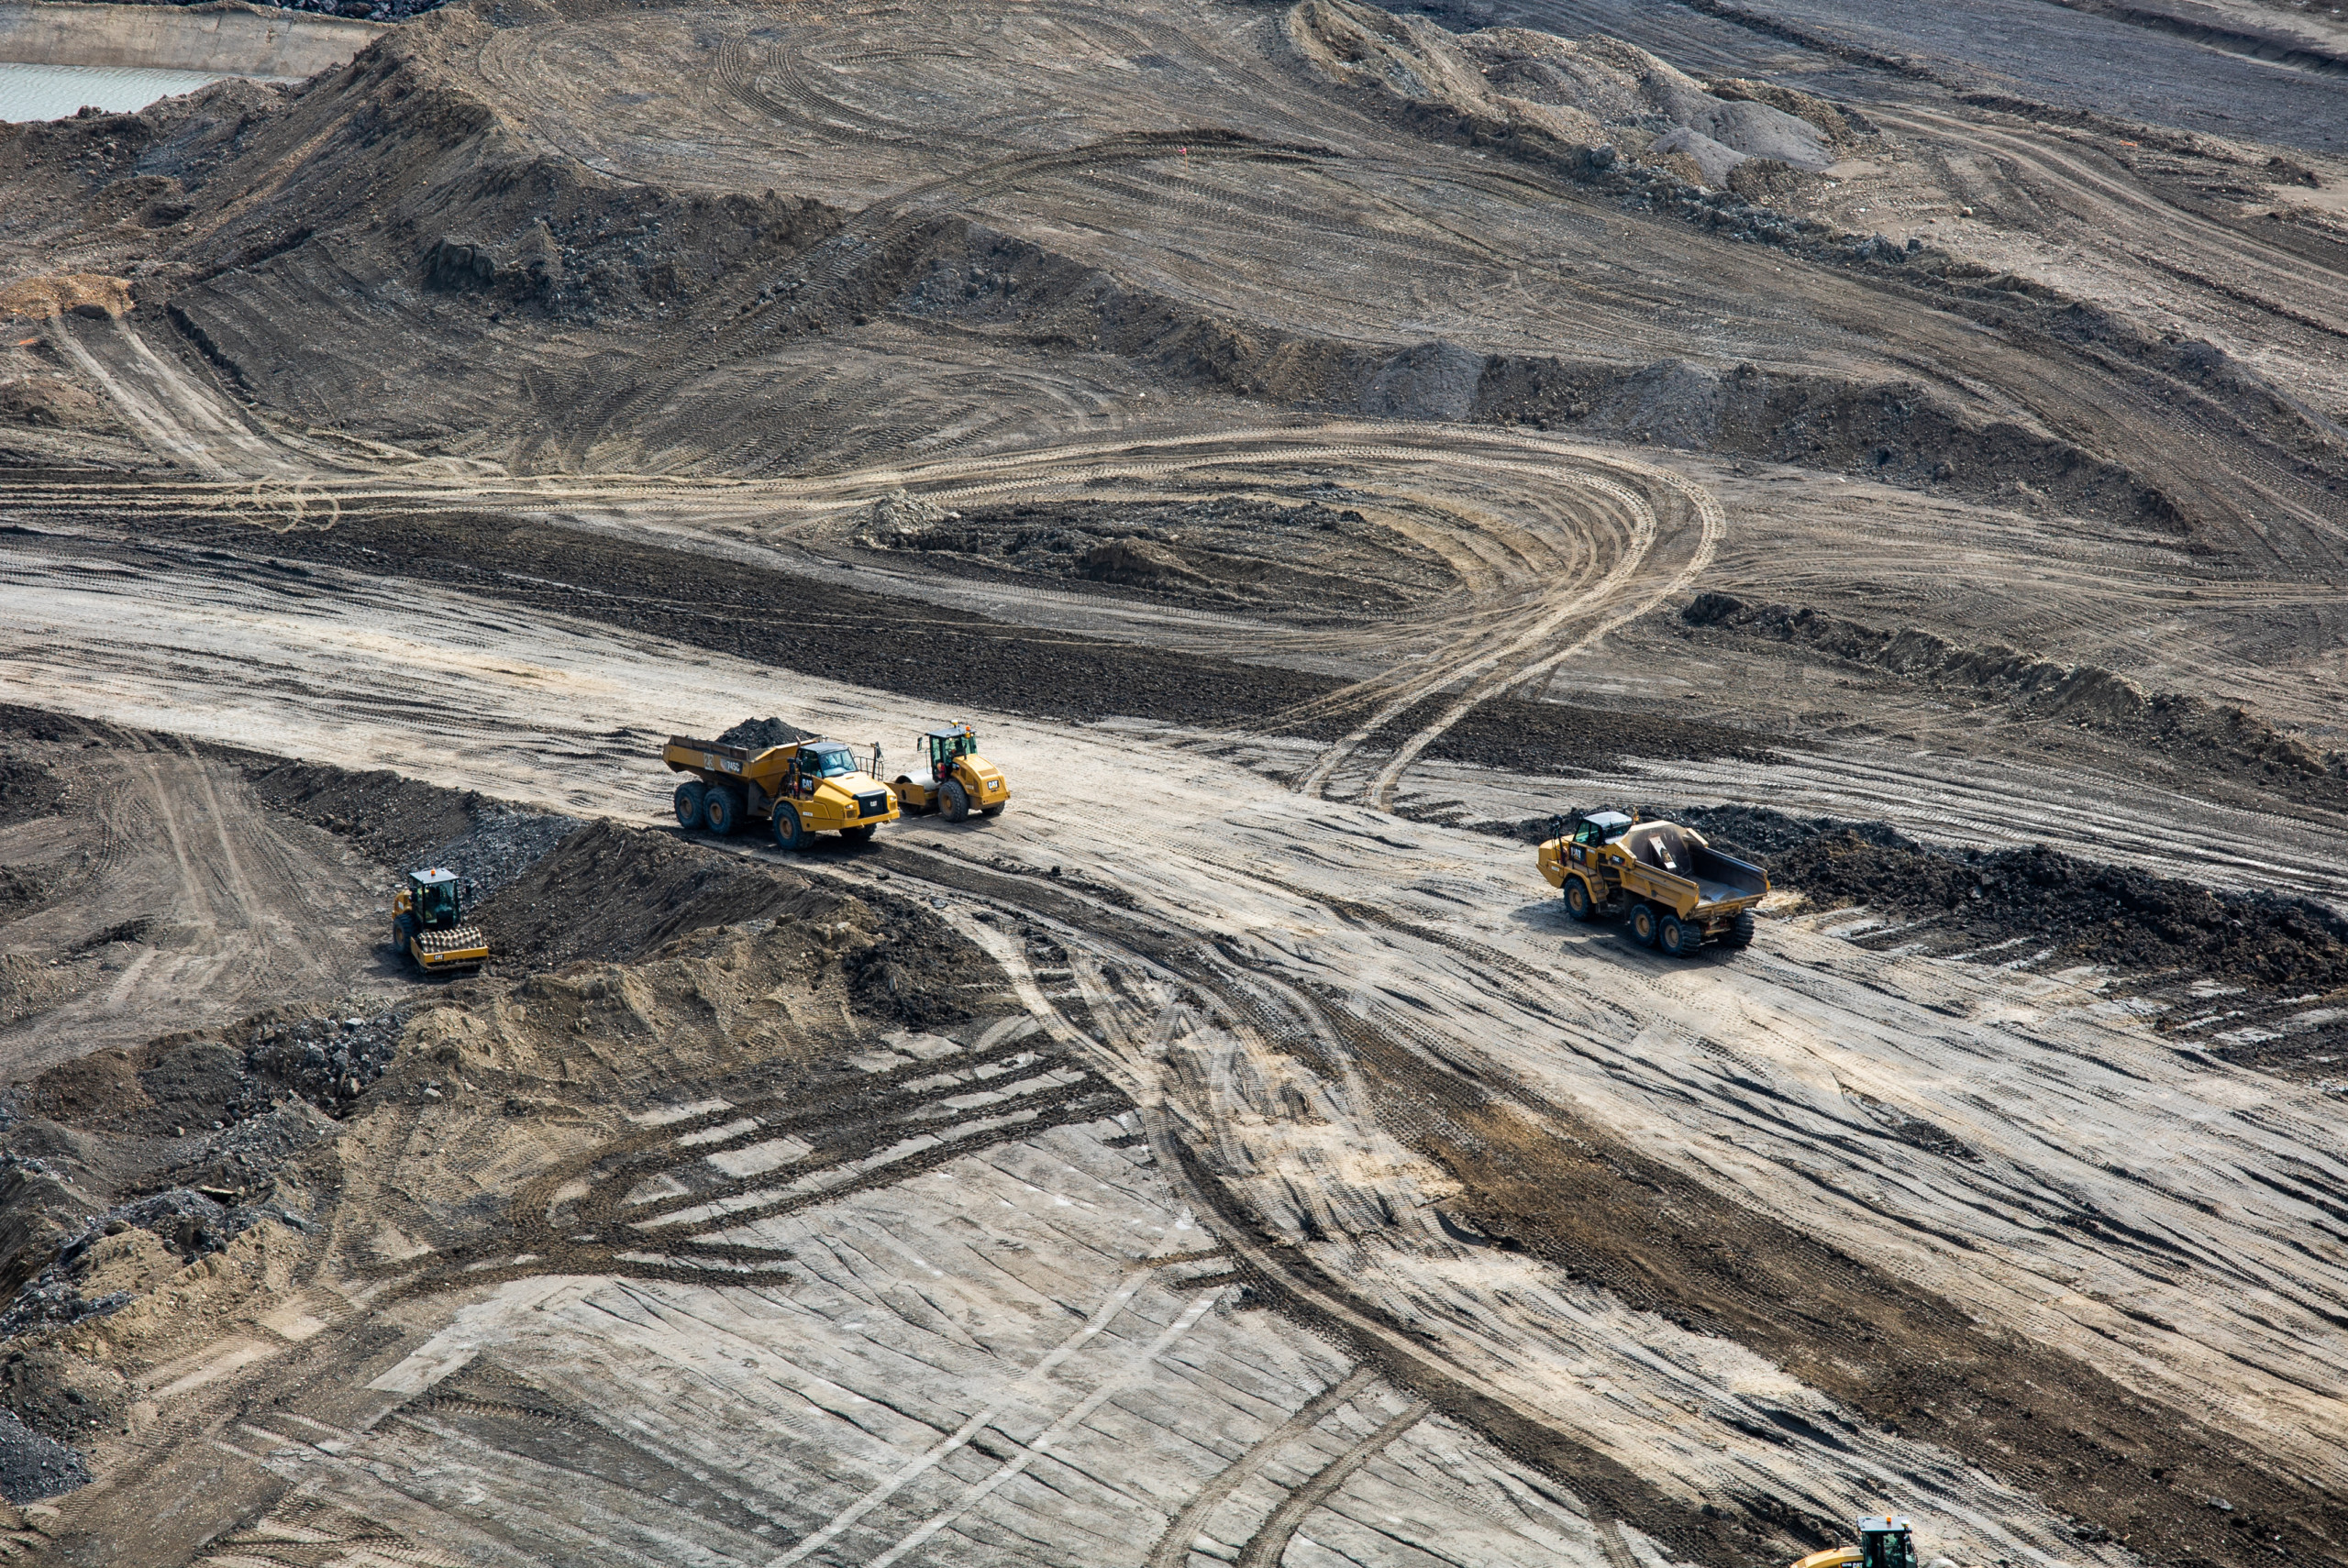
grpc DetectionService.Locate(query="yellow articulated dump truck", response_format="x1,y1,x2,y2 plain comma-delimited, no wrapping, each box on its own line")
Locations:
889,722,1009,823
1537,809,1767,957
664,734,899,851
392,867,490,975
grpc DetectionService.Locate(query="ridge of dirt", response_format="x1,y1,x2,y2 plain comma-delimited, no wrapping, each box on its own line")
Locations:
123,511,1767,774
1682,591,2348,801
1368,690,1779,776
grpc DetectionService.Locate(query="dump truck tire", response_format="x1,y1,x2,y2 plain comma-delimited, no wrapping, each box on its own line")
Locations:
1629,902,1660,947
1724,911,1756,950
704,786,744,835
1563,878,1594,921
1659,913,1697,956
941,780,971,823
674,780,706,830
772,803,809,853
842,823,877,843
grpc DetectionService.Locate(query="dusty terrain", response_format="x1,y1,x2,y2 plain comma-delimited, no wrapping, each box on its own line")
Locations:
0,0,2345,1564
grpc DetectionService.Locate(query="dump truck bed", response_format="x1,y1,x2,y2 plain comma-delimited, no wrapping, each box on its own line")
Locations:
1621,825,1767,914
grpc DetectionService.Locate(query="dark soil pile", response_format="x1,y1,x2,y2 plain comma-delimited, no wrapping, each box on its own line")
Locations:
474,820,1000,1027
1682,804,2348,993
1412,695,1778,776
225,752,574,896
717,717,813,750
863,496,1453,615
0,754,65,828
0,1405,84,1504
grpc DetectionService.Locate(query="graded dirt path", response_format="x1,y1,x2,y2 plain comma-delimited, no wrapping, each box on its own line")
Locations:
7,528,2346,1568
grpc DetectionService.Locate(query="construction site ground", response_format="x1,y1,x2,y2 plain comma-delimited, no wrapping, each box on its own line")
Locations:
1,0,2345,1564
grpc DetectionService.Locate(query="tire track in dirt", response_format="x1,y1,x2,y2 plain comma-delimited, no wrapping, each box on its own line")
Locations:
1231,1397,1434,1568
1142,1364,1379,1568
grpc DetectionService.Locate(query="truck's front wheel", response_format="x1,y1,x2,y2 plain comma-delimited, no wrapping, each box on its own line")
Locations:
772,804,810,853
1563,878,1594,921
1628,902,1660,947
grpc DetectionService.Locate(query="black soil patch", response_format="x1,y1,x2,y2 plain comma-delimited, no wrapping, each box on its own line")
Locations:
0,753,65,829
476,820,999,1028
859,495,1455,616
1686,804,2348,997
116,509,1767,775
1377,692,1778,776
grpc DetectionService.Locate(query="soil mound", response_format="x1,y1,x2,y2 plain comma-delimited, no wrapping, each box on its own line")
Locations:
715,717,813,750
1682,594,2347,794
1681,804,2348,998
228,753,575,892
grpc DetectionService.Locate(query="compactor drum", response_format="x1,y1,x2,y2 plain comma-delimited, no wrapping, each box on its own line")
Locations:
1536,809,1767,956
392,867,490,974
663,734,900,851
890,722,1010,823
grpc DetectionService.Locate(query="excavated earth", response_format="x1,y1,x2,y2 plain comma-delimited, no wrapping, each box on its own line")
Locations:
0,0,2345,1564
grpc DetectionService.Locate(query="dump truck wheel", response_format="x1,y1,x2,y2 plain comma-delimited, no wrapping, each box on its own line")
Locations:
771,804,809,853
1563,878,1594,921
940,780,971,823
1724,911,1756,950
1658,914,1697,956
704,786,743,835
673,780,707,830
1629,902,1659,947
842,823,877,843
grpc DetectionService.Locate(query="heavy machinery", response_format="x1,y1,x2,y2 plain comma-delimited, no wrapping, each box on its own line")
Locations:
1790,1515,1919,1568
889,721,1010,823
1536,809,1767,956
392,867,489,974
664,733,899,851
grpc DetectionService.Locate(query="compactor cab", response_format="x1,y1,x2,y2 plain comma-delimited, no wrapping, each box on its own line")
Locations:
392,867,490,975
1791,1517,1915,1568
892,721,1010,823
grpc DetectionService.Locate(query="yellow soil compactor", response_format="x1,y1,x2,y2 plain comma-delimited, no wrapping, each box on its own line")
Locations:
665,734,900,851
392,867,489,974
1537,809,1767,956
1791,1515,1918,1568
889,722,1010,823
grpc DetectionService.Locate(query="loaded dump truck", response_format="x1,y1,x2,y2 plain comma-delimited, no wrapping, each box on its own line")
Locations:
1537,809,1767,956
665,734,899,851
392,867,489,974
890,721,1010,823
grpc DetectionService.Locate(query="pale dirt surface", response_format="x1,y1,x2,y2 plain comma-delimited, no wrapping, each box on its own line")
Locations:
1,0,2347,1563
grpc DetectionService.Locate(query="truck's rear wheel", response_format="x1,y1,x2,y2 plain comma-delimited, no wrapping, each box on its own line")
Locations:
1658,914,1698,957
1724,911,1756,950
1563,878,1594,921
771,804,809,853
1629,902,1659,947
704,786,744,835
674,780,706,830
940,780,971,823
842,823,877,843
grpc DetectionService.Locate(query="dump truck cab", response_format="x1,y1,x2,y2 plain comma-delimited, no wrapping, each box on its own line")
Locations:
1537,809,1767,957
664,734,899,851
1791,1517,1915,1568
891,722,1010,823
391,867,490,974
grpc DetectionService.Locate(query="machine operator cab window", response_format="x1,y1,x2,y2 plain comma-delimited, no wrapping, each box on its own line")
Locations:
1857,1518,1916,1568
411,869,462,924
1572,811,1634,848
925,727,975,780
795,744,858,790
